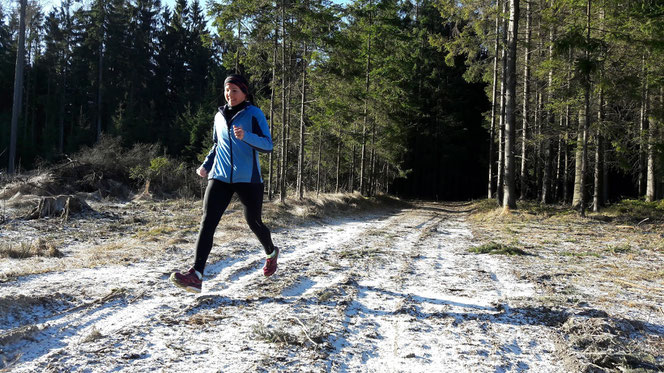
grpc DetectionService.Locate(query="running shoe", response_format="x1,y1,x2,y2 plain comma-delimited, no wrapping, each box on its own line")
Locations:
170,268,202,293
263,247,279,277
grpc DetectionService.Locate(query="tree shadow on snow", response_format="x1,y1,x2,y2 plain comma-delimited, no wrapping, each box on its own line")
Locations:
338,283,664,371
357,284,663,334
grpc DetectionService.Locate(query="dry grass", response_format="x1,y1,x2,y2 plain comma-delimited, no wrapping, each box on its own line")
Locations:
468,199,664,372
251,322,301,346
562,315,664,372
167,237,190,245
186,312,227,326
337,247,385,260
262,192,409,228
316,290,335,303
96,242,126,252
0,193,406,282
249,317,327,350
81,327,104,343
0,239,63,259
134,225,178,241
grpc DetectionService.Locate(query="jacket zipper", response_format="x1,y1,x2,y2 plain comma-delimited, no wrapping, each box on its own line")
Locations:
227,107,247,183
228,128,233,183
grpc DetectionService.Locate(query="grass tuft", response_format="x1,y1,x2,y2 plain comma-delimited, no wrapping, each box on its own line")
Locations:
82,327,104,343
606,244,632,254
135,225,178,240
338,247,383,259
599,199,664,224
559,251,601,258
317,290,334,303
469,242,530,256
251,322,301,346
0,238,64,259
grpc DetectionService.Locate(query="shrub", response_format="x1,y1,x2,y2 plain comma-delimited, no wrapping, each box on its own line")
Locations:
76,136,200,198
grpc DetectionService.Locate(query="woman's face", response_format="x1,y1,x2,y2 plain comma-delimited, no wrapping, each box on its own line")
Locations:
225,83,247,107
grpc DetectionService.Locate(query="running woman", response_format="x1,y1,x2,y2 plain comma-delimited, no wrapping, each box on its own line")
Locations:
170,74,279,293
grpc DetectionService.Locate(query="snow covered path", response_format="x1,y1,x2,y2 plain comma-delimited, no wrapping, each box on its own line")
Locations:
1,202,565,372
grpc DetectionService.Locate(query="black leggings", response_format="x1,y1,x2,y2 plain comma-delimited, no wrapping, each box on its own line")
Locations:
193,179,274,274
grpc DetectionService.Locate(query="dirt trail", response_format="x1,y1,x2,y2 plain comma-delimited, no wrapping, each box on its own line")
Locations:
1,202,566,372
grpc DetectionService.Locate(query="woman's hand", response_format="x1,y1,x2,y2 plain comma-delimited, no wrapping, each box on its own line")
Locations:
233,125,245,140
196,166,208,178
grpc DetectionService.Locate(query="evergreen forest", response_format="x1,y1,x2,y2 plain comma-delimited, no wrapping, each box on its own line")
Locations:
1,0,663,207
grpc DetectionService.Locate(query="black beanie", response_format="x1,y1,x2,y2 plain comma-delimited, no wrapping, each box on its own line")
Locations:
224,74,250,95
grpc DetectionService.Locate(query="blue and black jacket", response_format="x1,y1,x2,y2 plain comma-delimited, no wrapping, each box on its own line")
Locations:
201,102,273,184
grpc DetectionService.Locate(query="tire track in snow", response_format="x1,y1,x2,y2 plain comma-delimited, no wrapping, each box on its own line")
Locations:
327,208,442,371
325,203,564,372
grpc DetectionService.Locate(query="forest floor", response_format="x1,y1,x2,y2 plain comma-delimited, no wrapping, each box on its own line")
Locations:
0,185,663,372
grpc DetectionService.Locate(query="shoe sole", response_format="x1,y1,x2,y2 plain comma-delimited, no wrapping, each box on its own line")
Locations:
169,273,201,293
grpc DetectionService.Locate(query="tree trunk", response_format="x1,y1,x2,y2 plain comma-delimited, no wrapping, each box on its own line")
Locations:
519,0,531,200
9,0,27,175
541,14,555,204
502,0,519,212
593,74,605,210
593,5,606,211
646,88,659,202
24,36,32,147
296,42,307,200
360,21,372,196
593,97,604,211
384,162,389,194
563,110,570,203
638,54,648,196
96,6,105,143
572,109,587,210
555,131,563,200
487,0,501,199
335,122,341,193
268,26,278,201
369,118,377,196
496,0,508,205
285,41,293,192
488,2,501,199
534,87,542,197
563,47,572,203
235,21,241,72
572,0,592,214
350,127,356,192
316,126,322,196
593,132,604,211
279,1,287,202
580,0,591,216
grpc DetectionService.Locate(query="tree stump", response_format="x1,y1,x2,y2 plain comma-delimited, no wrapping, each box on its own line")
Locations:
25,195,92,220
